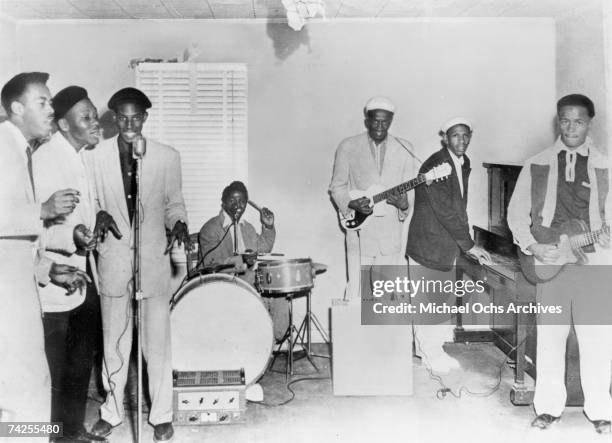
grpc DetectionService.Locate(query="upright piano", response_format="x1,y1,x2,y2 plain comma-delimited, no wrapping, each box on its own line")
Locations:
454,162,584,406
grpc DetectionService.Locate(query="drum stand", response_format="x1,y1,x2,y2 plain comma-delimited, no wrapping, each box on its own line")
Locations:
271,289,330,380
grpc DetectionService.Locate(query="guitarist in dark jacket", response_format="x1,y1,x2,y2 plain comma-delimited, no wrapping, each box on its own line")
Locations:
508,94,612,434
406,117,490,374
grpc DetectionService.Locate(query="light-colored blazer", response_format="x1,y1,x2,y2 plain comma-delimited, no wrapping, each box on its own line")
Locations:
83,136,188,299
329,131,417,256
34,131,99,312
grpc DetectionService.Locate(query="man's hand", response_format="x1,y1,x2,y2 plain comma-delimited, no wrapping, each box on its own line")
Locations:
260,207,274,229
94,210,122,243
49,263,91,295
348,197,373,215
73,224,96,255
165,221,190,254
41,189,80,221
386,192,409,211
466,245,492,265
527,243,560,264
598,225,610,249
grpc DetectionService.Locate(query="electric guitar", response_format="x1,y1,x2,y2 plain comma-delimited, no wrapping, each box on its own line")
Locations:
340,163,452,231
518,219,609,284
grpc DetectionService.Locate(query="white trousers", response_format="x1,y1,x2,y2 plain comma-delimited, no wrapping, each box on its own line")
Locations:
0,244,51,431
99,293,173,426
345,231,402,300
533,264,612,420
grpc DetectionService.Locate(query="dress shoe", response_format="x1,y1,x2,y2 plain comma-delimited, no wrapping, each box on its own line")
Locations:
90,419,115,438
592,420,611,434
153,422,174,442
531,414,560,429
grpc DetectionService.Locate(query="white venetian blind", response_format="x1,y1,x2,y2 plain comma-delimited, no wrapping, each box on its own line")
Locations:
135,63,248,230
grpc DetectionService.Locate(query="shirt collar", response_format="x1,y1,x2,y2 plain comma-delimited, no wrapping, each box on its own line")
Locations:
447,148,465,166
220,209,244,228
5,120,31,155
368,135,387,149
554,136,591,156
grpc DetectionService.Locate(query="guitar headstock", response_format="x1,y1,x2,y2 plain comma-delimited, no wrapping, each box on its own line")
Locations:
423,162,452,185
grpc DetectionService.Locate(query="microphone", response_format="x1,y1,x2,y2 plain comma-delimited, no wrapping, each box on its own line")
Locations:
133,135,146,159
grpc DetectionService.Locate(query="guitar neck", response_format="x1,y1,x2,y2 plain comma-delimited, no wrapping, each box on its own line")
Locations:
569,227,606,249
372,175,425,204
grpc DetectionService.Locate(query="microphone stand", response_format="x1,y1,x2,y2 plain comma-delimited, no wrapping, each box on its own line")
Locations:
233,213,239,255
134,153,144,443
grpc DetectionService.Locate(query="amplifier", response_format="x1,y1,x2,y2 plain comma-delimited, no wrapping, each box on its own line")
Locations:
172,369,247,425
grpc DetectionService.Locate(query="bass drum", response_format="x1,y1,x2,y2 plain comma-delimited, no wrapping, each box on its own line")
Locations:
170,274,273,385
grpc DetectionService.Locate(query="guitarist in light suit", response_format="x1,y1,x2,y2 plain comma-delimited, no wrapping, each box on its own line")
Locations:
330,97,417,301
508,94,612,434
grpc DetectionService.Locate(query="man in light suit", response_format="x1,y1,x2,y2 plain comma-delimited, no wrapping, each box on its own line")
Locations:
330,96,416,301
0,72,89,429
34,86,107,443
86,88,190,442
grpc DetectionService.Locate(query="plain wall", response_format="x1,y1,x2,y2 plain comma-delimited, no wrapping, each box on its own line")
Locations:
556,0,608,153
14,18,556,336
0,17,17,115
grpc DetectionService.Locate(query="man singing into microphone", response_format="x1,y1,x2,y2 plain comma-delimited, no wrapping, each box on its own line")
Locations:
85,87,189,442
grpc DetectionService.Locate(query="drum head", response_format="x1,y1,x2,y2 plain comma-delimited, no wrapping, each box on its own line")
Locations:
171,274,273,385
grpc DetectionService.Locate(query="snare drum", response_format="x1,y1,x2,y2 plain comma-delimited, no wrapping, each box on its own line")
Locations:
255,258,314,294
170,274,274,385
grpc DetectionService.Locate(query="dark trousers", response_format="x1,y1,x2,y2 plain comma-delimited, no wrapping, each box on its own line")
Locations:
42,268,101,436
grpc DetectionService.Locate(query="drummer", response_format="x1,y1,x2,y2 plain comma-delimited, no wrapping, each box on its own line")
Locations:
198,181,288,342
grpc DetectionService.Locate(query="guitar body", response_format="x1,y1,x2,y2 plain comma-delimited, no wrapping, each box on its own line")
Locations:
518,219,590,284
340,185,385,231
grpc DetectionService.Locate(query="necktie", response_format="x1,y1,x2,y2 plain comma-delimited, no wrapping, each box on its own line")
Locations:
565,150,576,182
26,146,36,200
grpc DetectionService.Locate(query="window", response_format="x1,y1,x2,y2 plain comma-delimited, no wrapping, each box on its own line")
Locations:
135,63,248,229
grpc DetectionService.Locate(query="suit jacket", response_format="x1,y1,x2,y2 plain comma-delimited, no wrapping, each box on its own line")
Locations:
406,147,474,271
34,131,99,312
83,136,188,298
329,132,416,256
0,121,52,284
198,210,275,266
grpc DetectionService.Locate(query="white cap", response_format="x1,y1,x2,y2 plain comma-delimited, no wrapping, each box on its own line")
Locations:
364,96,395,114
440,117,473,134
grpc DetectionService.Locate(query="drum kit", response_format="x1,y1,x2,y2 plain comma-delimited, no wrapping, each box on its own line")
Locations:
170,251,329,390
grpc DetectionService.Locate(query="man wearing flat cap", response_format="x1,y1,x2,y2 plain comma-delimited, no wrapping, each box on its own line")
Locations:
330,97,417,300
33,85,107,442
85,87,189,442
406,117,490,374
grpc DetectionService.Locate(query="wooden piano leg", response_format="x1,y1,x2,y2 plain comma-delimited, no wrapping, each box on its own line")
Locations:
510,307,534,405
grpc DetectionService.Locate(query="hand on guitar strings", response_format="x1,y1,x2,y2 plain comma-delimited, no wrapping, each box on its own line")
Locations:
527,243,560,264
467,245,493,265
598,225,610,248
386,192,409,211
348,197,373,215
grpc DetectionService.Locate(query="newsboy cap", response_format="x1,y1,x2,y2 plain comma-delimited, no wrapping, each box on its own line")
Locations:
53,85,89,121
364,96,395,115
107,87,151,111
